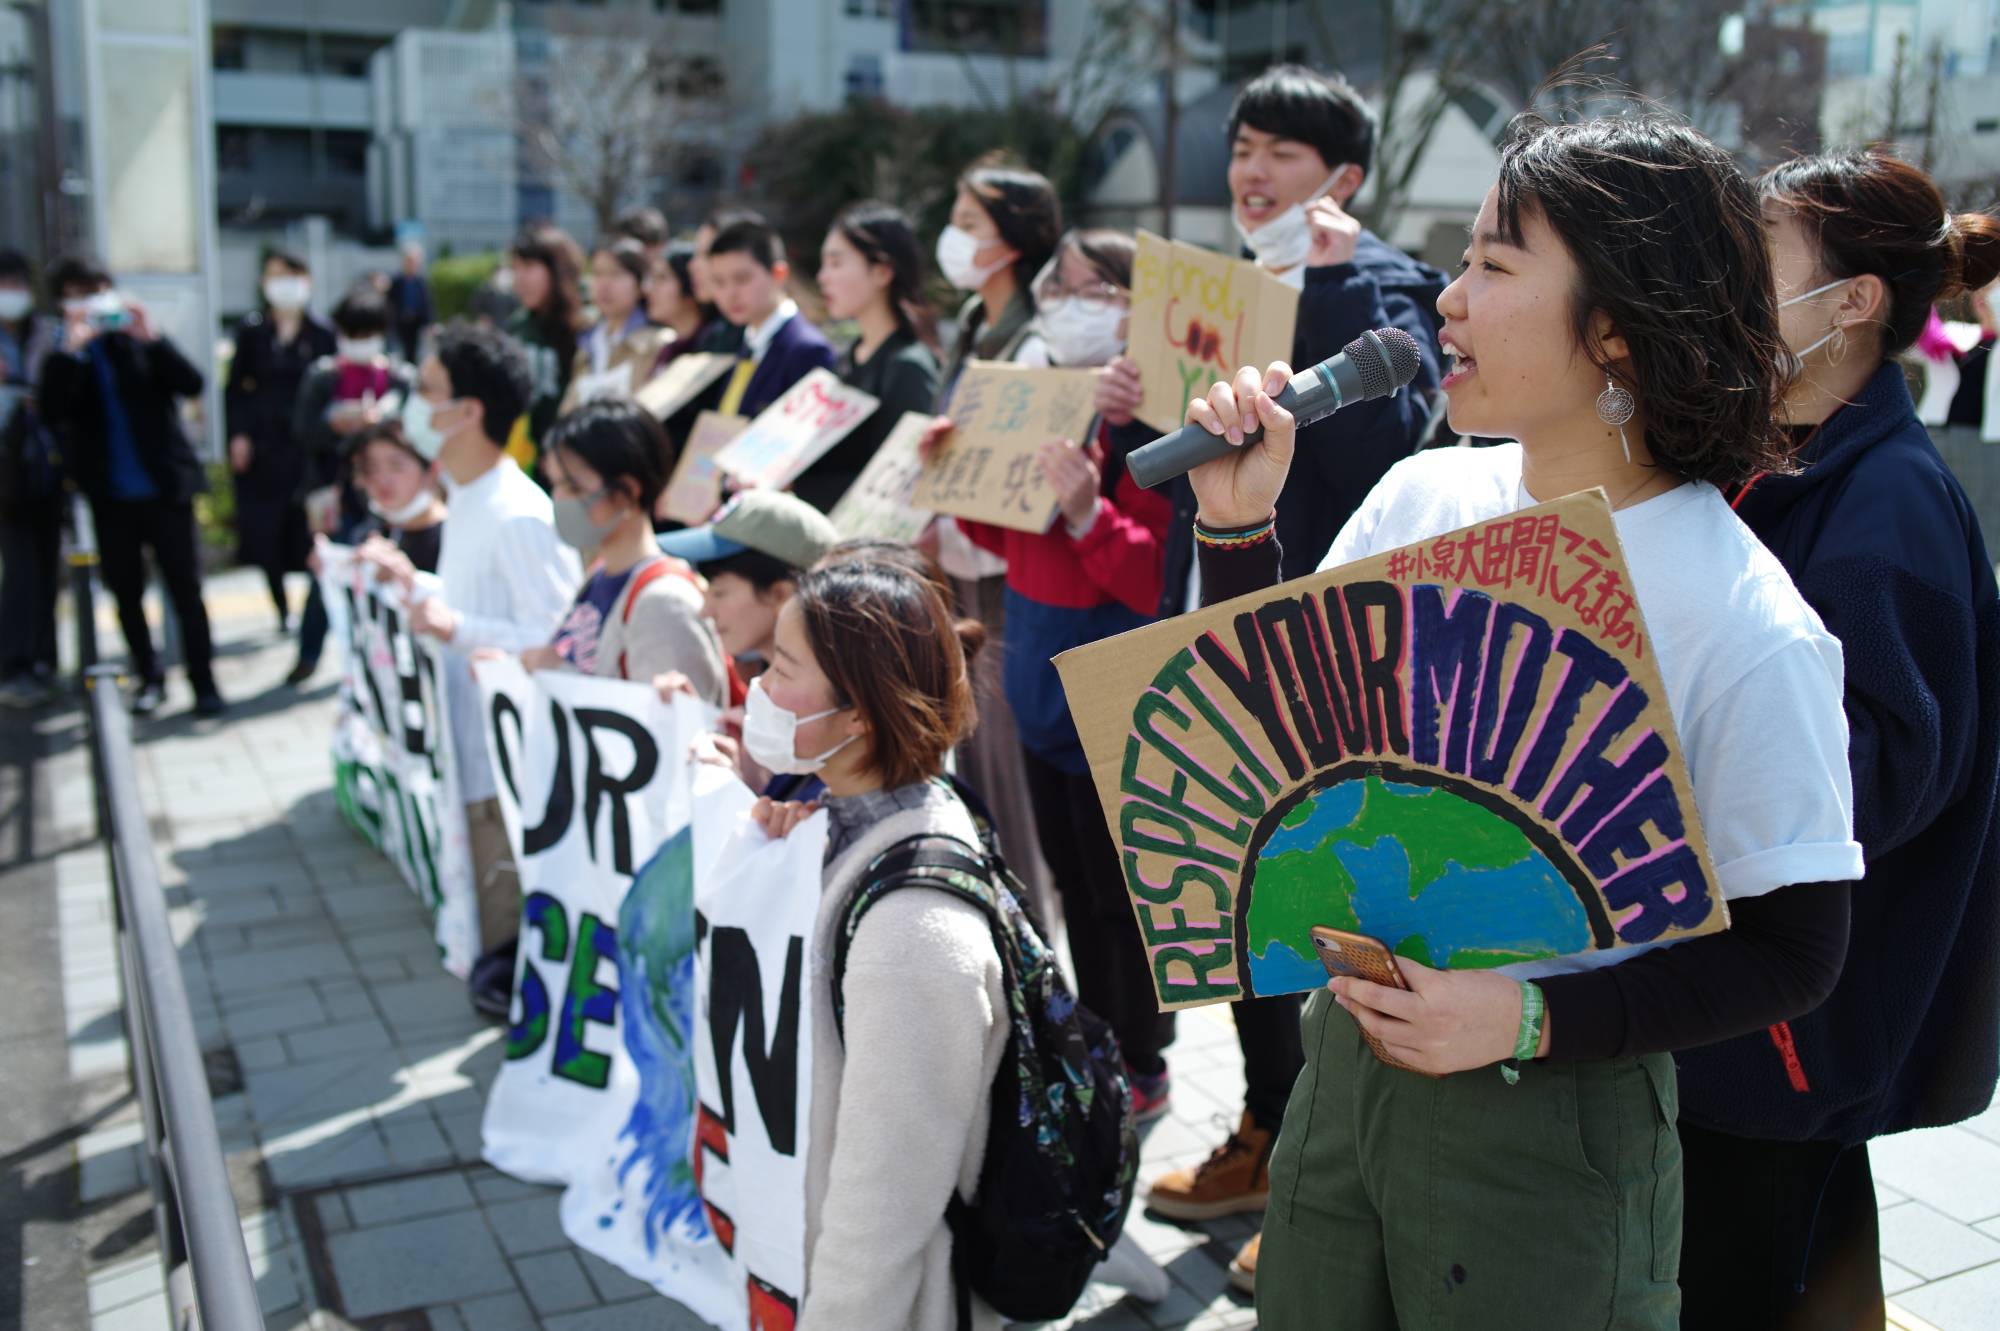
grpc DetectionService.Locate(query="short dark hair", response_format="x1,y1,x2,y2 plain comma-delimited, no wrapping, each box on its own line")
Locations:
434,322,533,447
1057,227,1137,291
543,399,673,513
262,247,309,275
50,254,110,296
594,237,651,292
613,206,669,248
0,249,32,284
708,217,786,272
332,286,391,338
702,206,762,236
794,559,981,789
1496,112,1791,488
832,200,937,345
347,418,427,472
1228,64,1377,178
960,157,1062,291
697,547,798,590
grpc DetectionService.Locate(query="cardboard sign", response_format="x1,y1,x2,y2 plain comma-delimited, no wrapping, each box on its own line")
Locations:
1128,230,1299,433
636,352,736,422
912,362,1099,534
827,411,937,544
572,361,635,406
1054,491,1724,1010
711,368,879,491
659,411,750,527
316,545,478,977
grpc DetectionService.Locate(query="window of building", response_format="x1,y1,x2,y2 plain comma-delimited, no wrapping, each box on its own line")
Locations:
318,35,384,79
1975,117,1999,134
213,26,247,71
324,130,369,175
845,53,884,99
903,1,1048,57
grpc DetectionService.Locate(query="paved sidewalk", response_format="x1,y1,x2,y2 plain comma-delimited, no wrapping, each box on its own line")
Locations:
21,567,2000,1330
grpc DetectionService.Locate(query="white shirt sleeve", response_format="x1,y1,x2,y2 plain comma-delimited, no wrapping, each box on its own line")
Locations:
451,516,583,654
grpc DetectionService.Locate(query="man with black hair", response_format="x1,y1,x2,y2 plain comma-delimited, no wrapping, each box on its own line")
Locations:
612,206,670,265
704,215,835,419
389,322,580,1017
1093,63,1447,1294
38,254,225,717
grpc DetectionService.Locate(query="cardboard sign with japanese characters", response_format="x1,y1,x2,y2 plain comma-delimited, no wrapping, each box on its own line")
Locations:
712,369,879,491
658,411,749,526
913,362,1098,534
828,412,937,544
1054,491,1723,1010
636,352,736,423
1128,231,1299,433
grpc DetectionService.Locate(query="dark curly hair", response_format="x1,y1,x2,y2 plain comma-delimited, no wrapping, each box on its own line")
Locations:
1495,113,1793,487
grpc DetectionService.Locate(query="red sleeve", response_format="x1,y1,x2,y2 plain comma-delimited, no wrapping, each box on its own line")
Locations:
1071,462,1170,617
955,516,1008,558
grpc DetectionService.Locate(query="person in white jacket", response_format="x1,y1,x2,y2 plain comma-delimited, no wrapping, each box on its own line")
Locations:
743,554,1006,1330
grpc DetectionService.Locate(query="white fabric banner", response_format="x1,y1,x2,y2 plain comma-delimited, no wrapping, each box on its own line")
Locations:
317,543,479,977
474,658,711,1185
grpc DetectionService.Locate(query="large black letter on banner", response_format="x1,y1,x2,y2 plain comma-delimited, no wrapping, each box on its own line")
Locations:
573,708,660,876
521,699,574,857
705,927,803,1156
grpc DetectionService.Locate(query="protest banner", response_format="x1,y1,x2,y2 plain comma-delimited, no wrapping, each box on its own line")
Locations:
912,362,1099,533
475,658,713,1185
1054,491,1724,1010
659,411,750,527
826,411,937,544
1127,230,1299,433
636,352,737,423
712,368,879,491
564,764,825,1330
317,545,478,977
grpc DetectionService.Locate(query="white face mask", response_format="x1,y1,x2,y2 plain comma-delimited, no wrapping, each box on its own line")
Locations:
263,275,311,311
369,489,434,526
742,676,856,777
936,225,1011,291
338,336,385,362
1038,297,1127,368
1234,168,1347,272
0,290,31,321
398,392,454,461
1779,277,1851,370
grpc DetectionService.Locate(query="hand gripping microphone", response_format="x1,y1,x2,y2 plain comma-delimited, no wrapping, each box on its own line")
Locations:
1125,326,1424,490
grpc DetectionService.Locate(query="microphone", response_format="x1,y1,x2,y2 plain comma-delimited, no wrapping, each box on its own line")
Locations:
1125,327,1425,490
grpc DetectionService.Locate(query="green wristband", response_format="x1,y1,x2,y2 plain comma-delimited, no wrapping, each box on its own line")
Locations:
1500,981,1546,1086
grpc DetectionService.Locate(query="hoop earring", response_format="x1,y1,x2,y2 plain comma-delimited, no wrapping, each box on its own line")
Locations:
1596,376,1636,464
1827,326,1849,368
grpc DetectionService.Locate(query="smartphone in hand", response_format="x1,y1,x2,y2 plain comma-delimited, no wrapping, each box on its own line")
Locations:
1310,926,1438,1077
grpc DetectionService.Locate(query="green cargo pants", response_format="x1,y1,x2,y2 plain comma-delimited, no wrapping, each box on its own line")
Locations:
1257,991,1683,1330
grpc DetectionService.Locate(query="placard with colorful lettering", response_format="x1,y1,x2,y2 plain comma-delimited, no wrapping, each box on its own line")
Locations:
826,411,937,544
659,411,750,527
636,352,737,423
1128,230,1299,433
1053,490,1724,1010
711,368,879,491
912,362,1099,534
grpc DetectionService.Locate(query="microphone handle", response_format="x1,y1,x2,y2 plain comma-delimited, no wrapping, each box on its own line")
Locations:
1126,359,1355,490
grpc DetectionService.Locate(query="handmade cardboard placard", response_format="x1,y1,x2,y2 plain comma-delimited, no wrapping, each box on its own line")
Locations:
712,368,879,490
658,411,749,526
1054,491,1725,1010
1127,230,1300,433
828,411,937,544
912,361,1099,534
572,361,634,406
635,352,736,422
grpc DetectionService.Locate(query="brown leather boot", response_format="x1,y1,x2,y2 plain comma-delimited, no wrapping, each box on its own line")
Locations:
1228,1231,1260,1294
1144,1111,1274,1220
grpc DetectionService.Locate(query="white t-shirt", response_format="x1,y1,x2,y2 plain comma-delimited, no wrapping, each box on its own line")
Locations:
1319,444,1864,980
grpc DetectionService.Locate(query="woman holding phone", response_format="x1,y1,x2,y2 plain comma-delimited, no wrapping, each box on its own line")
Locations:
1182,112,1863,1329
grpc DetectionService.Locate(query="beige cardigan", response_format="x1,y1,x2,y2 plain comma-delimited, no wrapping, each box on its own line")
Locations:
589,557,728,707
800,793,1008,1331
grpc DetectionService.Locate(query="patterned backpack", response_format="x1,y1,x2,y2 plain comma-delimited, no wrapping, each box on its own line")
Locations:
831,781,1140,1326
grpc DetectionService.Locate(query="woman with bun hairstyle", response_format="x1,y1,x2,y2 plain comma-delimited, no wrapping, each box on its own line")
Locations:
1672,152,2000,1331
743,557,1007,1329
1182,112,1863,1329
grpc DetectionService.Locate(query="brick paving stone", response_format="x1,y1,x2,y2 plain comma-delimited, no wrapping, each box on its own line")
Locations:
342,1171,477,1227
323,1212,514,1318
515,1249,602,1316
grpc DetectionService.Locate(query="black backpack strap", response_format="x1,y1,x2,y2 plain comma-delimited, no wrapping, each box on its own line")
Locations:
829,832,1004,1040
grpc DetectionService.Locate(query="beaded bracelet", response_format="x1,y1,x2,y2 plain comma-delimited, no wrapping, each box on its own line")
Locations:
1193,512,1277,550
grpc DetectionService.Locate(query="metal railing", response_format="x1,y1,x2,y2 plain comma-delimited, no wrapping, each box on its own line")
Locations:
87,666,266,1331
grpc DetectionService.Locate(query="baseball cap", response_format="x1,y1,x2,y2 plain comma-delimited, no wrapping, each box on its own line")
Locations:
658,490,839,571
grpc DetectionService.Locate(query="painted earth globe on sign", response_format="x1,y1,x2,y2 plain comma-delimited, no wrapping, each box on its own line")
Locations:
1240,770,1597,997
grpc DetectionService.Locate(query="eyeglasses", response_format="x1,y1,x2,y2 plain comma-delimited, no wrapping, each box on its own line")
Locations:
1031,273,1128,310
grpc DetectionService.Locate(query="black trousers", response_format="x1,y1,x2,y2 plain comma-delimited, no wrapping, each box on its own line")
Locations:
1021,746,1176,1076
0,504,63,676
93,498,216,693
1679,1120,1884,1331
1234,991,1305,1132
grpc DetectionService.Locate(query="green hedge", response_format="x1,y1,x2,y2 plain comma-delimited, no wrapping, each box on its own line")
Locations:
429,252,503,324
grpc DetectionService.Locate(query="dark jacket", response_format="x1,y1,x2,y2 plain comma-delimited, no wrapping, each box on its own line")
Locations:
936,290,1039,413
387,274,431,332
225,311,337,501
1677,361,2000,1144
738,311,837,420
38,331,208,505
1157,231,1446,611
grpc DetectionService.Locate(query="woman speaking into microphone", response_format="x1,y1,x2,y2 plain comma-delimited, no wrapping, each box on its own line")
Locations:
1181,112,1862,1329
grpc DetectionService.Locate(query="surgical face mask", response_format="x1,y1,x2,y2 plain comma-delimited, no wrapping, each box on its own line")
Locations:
1779,277,1851,370
936,225,1011,291
1234,168,1347,272
398,392,454,461
742,676,856,777
263,275,311,310
0,290,31,321
552,490,623,551
1038,297,1127,368
337,336,384,362
369,489,434,526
